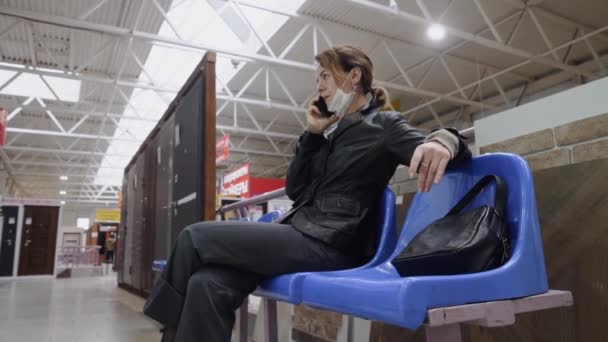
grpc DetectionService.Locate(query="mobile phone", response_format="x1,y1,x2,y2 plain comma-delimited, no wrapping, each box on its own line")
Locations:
313,96,334,118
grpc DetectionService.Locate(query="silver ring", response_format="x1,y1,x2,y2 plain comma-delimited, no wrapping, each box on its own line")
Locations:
420,162,429,168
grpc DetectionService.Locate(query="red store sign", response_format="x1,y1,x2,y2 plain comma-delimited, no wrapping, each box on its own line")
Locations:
222,162,250,198
216,134,230,163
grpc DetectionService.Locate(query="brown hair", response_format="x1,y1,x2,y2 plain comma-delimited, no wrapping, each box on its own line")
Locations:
314,45,389,110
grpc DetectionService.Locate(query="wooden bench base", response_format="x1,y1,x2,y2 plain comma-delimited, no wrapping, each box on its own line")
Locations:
237,290,573,342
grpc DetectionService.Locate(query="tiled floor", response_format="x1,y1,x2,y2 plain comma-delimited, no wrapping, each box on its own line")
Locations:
0,273,162,342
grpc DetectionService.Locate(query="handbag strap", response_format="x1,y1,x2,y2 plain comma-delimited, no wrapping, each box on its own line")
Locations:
446,175,506,217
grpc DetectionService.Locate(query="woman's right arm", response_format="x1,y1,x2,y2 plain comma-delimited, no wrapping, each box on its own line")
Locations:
285,131,325,201
285,96,339,201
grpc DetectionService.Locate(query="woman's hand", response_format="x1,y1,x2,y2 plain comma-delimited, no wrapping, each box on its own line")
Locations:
408,141,451,192
306,96,340,134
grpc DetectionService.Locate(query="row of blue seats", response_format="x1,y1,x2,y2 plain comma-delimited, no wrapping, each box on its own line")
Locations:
155,153,549,330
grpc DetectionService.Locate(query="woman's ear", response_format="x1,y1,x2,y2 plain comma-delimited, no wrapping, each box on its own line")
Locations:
351,68,362,89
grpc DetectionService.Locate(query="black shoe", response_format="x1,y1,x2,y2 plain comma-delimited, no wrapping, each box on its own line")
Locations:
160,326,177,342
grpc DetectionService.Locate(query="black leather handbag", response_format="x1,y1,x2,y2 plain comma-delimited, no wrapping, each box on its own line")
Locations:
391,175,510,277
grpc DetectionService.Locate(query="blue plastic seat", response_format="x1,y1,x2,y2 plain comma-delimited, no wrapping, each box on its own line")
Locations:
152,260,167,273
254,187,397,303
257,210,284,223
299,153,549,329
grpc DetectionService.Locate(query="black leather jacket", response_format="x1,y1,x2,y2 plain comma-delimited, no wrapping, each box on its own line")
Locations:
278,109,471,257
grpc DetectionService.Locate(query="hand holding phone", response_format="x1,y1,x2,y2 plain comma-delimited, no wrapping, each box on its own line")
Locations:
306,95,339,134
312,96,334,118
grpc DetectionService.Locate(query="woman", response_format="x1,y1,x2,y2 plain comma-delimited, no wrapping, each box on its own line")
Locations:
143,45,471,342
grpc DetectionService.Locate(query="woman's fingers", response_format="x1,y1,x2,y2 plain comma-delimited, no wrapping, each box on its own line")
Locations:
409,141,452,192
310,105,321,118
424,158,440,192
417,160,429,192
328,114,340,125
435,157,449,184
408,147,424,178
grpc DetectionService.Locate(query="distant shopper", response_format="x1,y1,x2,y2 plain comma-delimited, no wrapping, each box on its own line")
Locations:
105,233,116,264
144,45,471,342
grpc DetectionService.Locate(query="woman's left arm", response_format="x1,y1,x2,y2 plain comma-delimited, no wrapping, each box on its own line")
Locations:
385,114,471,192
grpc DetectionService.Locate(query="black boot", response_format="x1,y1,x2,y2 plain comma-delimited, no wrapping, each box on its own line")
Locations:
160,326,177,342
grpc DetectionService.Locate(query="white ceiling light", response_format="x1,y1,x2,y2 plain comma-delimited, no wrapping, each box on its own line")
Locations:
60,200,66,205
60,176,68,181
59,190,67,195
427,24,446,41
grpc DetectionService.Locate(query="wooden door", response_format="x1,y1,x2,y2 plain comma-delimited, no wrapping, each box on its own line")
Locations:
172,53,216,245
142,137,158,293
130,154,146,290
117,172,129,281
18,206,59,275
0,206,20,276
153,116,174,287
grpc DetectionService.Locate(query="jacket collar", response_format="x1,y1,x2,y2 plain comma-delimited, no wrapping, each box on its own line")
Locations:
328,110,368,143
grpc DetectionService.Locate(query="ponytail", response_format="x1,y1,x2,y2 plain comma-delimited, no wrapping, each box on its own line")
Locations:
370,87,390,111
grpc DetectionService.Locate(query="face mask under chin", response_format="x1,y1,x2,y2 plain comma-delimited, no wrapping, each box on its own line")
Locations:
328,71,356,118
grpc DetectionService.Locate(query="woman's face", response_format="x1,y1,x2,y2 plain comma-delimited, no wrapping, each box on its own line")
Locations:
315,65,359,105
315,66,339,105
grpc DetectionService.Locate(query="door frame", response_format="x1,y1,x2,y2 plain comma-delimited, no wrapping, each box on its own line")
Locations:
0,204,24,278
17,205,62,277
0,202,24,279
0,200,64,278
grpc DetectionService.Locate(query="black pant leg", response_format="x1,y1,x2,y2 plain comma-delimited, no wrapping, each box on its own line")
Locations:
186,221,359,275
144,220,361,338
174,266,263,342
143,226,203,328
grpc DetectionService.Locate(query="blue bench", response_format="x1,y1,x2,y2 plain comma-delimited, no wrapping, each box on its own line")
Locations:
247,153,572,342
253,187,396,304
152,260,166,273
256,210,285,223
153,188,397,341
153,154,573,341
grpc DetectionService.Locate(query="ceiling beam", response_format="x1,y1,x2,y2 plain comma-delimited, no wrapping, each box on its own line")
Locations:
343,0,596,79
233,0,531,83
402,25,608,116
10,160,124,170
0,148,28,196
0,6,489,108
6,124,299,143
2,144,292,159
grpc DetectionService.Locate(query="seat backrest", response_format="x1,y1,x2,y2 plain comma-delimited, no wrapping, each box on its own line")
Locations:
391,154,547,278
366,187,398,265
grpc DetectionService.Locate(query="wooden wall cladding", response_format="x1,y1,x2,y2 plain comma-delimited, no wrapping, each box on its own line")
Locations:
122,166,137,287
133,151,147,291
118,52,216,296
138,132,160,293
172,75,205,237
152,117,174,286
369,158,608,342
117,175,128,282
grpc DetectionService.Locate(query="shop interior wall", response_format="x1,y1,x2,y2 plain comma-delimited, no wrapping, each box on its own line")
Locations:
118,53,215,296
475,76,608,150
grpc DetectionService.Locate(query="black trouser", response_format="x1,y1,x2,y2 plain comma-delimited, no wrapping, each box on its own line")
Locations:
106,250,114,263
143,220,360,342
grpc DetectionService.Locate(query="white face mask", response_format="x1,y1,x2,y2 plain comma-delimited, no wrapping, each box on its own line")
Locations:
327,70,356,118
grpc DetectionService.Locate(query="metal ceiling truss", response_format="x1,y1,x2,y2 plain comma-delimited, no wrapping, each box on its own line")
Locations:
1,1,602,126
1,0,607,197
0,4,494,107
403,24,608,117
347,0,597,79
